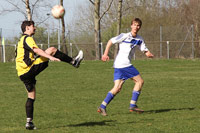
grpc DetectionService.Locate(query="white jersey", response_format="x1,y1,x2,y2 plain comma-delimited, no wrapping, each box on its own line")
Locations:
111,32,148,68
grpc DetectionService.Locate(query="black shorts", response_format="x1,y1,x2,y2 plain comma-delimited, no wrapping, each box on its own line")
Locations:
20,61,48,92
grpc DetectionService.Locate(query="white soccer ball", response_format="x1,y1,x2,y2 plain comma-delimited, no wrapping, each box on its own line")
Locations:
51,5,65,19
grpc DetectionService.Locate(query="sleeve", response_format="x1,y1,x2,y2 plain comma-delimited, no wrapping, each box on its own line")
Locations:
25,37,39,50
138,37,149,52
110,33,127,44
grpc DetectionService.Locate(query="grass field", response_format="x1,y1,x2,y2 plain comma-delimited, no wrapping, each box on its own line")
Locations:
0,59,200,133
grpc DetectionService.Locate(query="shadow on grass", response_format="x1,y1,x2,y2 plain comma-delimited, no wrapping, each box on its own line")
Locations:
144,107,195,114
67,120,116,127
39,120,116,130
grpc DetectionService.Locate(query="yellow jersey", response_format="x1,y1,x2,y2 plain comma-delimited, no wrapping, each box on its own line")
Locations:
16,34,39,76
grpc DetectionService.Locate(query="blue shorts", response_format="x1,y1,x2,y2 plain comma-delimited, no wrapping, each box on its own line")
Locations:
114,65,139,81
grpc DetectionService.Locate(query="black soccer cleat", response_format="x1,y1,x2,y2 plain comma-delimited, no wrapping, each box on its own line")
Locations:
25,122,36,130
72,50,84,68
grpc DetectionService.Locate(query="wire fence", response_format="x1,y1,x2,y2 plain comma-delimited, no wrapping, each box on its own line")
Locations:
0,24,198,62
0,41,198,63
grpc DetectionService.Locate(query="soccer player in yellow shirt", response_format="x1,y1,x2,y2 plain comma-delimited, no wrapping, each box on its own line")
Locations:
16,20,83,130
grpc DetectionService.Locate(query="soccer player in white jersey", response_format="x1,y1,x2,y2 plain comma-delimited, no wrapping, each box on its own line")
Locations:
97,18,153,116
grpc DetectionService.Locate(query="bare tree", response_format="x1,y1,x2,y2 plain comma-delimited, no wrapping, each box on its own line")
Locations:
25,0,32,20
60,0,67,54
0,0,52,23
89,0,114,60
177,0,200,57
114,0,123,58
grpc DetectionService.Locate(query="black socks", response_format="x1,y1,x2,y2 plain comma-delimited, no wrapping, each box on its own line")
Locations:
26,98,35,121
53,50,73,64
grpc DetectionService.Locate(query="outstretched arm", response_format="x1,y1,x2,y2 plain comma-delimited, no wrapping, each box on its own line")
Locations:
144,51,154,58
101,40,113,61
33,47,60,61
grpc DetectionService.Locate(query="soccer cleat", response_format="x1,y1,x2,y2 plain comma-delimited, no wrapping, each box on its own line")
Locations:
129,106,144,114
97,107,108,116
73,50,84,68
25,122,36,130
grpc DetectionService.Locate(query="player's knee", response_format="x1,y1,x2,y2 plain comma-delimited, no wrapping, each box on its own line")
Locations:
111,87,122,95
25,84,35,92
136,79,144,87
46,47,57,55
140,79,144,85
49,47,57,52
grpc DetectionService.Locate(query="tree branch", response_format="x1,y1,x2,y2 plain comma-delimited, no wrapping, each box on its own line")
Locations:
100,0,114,20
21,0,26,5
4,0,27,18
31,0,40,17
88,0,94,5
7,0,24,12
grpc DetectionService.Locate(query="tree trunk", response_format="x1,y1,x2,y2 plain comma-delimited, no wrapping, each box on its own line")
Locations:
90,0,113,60
25,0,32,21
94,0,101,60
194,23,200,57
197,36,200,57
114,0,122,58
60,0,67,54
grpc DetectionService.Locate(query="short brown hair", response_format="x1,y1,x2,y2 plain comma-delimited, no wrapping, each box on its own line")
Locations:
21,20,35,33
131,18,142,26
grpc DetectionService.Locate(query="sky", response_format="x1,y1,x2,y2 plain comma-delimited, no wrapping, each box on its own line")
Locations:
0,0,88,40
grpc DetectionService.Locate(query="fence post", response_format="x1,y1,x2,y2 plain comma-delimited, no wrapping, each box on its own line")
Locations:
58,20,61,51
160,25,162,58
167,41,169,59
0,28,2,62
2,37,5,63
100,42,103,58
48,26,50,48
70,43,72,57
41,44,43,49
191,25,194,59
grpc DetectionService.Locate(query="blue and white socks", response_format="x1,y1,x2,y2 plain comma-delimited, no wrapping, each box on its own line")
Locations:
100,92,114,109
100,91,141,109
130,91,140,108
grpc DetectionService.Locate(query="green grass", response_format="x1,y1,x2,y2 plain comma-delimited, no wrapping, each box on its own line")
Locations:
0,59,200,133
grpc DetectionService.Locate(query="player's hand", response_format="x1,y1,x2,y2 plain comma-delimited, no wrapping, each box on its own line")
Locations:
101,55,109,61
49,57,60,62
145,51,154,58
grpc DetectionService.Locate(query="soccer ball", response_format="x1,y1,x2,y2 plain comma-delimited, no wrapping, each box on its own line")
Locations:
51,5,65,19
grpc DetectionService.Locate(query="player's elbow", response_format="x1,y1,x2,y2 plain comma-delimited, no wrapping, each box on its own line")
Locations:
33,47,41,54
